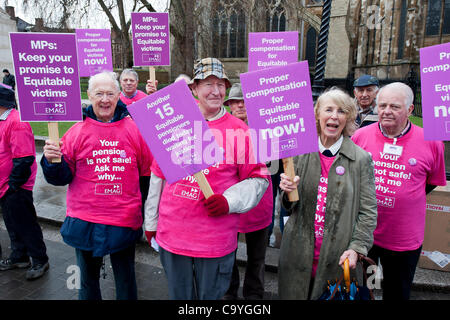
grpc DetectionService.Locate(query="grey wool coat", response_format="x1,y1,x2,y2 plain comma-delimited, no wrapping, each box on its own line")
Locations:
278,136,377,300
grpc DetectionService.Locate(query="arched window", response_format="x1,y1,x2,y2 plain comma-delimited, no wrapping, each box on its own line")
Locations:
211,1,246,58
266,1,286,32
305,27,317,67
426,0,450,36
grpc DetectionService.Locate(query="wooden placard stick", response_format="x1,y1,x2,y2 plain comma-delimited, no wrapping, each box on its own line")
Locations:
282,157,299,202
47,122,61,163
194,171,214,199
149,66,156,90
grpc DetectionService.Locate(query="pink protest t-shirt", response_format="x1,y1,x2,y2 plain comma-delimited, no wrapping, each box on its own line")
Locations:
352,123,446,251
238,175,273,234
62,117,153,229
312,153,335,277
0,109,37,198
151,112,269,258
119,90,148,106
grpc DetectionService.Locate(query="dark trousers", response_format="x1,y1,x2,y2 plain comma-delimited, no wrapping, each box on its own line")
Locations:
368,244,422,300
268,171,287,237
160,247,235,300
226,227,269,299
0,188,48,265
75,244,137,300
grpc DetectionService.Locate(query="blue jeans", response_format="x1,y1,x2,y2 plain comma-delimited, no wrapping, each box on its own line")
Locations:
75,244,137,300
160,248,235,300
268,169,287,237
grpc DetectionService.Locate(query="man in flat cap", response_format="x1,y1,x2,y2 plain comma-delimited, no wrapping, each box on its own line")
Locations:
353,74,379,129
144,58,269,300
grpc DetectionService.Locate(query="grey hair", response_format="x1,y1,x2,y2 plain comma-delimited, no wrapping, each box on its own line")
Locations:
87,71,120,92
120,68,139,82
315,87,357,137
377,82,414,108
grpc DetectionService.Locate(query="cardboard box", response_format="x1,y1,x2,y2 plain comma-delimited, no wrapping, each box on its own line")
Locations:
419,181,450,272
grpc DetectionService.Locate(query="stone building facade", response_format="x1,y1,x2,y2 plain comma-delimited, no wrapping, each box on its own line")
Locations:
169,0,450,91
0,8,18,75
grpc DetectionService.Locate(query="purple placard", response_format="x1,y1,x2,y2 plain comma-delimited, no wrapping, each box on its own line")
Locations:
9,32,82,122
240,61,318,162
131,12,170,66
420,42,450,141
248,31,298,72
76,29,113,77
127,80,222,184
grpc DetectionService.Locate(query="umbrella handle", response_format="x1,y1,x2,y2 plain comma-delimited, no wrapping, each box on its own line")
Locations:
344,259,350,293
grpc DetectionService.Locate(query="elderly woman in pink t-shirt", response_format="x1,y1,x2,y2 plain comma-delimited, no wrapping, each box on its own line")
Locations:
278,88,377,300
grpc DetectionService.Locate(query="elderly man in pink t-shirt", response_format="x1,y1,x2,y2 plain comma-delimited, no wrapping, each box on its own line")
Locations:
352,82,446,300
144,58,269,300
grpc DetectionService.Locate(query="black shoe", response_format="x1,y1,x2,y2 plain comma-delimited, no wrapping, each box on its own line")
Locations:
0,258,31,271
26,262,49,280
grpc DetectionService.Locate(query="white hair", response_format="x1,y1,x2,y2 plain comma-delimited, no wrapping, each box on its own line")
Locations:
88,71,120,92
175,74,191,83
377,82,414,108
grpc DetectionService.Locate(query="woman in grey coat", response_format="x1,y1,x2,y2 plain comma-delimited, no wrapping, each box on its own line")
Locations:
278,88,377,299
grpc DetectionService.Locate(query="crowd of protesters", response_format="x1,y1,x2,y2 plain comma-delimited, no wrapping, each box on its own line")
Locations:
0,56,446,302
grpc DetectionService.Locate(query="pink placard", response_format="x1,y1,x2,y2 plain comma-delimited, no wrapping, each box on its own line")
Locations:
76,29,113,77
127,80,222,184
240,61,318,162
420,42,450,141
248,31,298,72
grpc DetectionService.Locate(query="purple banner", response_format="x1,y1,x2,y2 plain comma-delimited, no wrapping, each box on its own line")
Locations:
248,31,298,72
420,42,450,141
240,61,318,162
131,12,170,66
76,29,113,77
10,32,82,122
127,80,221,184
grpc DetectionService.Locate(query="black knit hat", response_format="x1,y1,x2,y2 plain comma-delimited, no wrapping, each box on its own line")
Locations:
0,83,16,108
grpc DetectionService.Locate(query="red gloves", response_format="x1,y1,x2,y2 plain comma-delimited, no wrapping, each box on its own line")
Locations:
204,194,229,217
145,231,156,247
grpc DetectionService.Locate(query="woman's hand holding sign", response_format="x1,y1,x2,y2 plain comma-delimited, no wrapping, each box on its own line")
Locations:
279,172,300,193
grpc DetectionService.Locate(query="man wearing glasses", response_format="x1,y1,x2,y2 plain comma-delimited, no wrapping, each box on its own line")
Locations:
41,72,153,300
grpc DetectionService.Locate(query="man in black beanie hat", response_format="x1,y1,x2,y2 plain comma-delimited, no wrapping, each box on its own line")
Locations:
0,83,49,280
2,69,15,90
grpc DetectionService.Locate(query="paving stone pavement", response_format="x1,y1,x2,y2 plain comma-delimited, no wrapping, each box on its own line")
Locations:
0,229,169,300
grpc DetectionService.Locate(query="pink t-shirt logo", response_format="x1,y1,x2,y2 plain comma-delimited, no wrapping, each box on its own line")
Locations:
312,153,336,277
315,175,327,240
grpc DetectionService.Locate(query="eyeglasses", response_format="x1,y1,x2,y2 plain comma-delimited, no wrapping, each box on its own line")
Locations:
94,92,117,99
